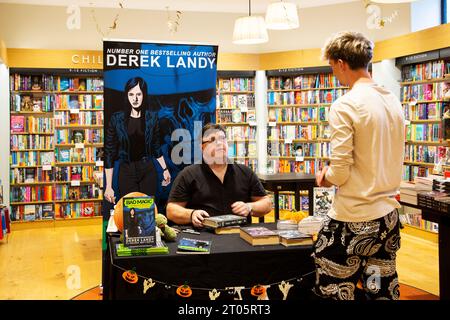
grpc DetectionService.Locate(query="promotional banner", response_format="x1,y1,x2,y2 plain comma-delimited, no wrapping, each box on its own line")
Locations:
102,40,218,295
103,40,218,211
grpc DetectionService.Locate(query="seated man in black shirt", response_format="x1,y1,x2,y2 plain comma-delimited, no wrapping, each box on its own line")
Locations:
167,123,272,228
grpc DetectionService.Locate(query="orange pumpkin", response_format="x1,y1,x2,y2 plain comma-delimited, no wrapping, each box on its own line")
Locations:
176,284,193,298
122,269,139,284
250,285,266,297
113,192,158,232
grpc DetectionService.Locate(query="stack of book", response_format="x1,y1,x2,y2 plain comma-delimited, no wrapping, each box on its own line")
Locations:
400,181,418,205
298,216,325,235
115,240,169,257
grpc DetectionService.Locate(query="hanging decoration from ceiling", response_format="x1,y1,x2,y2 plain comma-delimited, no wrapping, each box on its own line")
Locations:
66,4,81,30
89,1,124,37
364,0,399,29
166,7,183,35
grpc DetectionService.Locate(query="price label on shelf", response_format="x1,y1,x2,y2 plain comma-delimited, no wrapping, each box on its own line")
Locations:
75,143,85,149
285,139,293,144
70,109,80,114
269,122,276,127
42,165,52,171
96,160,104,167
405,120,411,125
71,180,81,187
248,121,257,127
295,156,304,162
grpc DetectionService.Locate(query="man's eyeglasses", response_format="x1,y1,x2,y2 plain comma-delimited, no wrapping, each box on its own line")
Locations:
202,135,227,145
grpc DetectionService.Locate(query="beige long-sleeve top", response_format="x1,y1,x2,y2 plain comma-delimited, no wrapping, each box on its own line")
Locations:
325,81,405,222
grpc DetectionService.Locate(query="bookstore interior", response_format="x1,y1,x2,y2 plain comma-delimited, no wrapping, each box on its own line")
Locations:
0,0,450,303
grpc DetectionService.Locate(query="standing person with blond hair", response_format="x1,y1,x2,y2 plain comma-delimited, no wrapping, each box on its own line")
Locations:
313,32,404,300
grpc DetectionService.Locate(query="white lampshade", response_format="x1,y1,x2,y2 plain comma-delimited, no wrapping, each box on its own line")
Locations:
265,1,299,30
233,16,269,45
370,0,418,3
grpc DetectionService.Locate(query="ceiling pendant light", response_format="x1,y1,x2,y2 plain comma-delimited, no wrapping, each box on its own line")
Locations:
265,1,299,30
232,0,269,45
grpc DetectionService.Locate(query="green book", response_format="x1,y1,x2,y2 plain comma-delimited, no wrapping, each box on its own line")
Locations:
115,242,169,257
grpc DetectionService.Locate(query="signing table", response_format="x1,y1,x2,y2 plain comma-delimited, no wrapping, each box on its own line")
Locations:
104,223,315,300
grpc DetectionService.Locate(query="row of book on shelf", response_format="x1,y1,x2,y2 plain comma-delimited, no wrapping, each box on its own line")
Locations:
10,74,103,92
10,94,103,113
217,94,255,109
268,125,330,140
267,89,347,105
54,111,103,126
216,109,256,123
10,184,102,202
401,60,449,81
10,166,98,184
268,74,343,90
267,107,329,122
55,128,103,144
10,115,53,133
10,202,101,221
217,78,254,92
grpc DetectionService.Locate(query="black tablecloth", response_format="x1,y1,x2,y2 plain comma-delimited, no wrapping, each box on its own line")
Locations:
105,223,315,300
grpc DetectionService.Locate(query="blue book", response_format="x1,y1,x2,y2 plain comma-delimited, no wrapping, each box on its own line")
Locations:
177,238,211,254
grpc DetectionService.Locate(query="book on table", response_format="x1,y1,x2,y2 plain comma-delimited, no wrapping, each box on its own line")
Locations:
209,225,242,235
177,237,211,254
275,230,313,247
239,226,279,246
202,214,248,229
115,238,168,257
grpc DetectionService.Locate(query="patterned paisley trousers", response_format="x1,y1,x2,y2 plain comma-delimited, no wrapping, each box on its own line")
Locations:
312,209,401,300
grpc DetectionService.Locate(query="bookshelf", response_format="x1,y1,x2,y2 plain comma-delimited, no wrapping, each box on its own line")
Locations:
397,48,450,234
9,69,104,222
216,71,258,172
265,67,348,212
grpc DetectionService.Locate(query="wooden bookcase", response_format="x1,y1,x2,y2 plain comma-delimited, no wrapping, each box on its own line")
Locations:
216,71,258,172
9,68,104,222
397,48,450,234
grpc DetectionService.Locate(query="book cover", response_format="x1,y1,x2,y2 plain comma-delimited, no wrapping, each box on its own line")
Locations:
11,116,25,133
237,95,248,110
232,109,242,123
40,152,54,166
71,130,85,144
24,205,36,221
70,166,82,180
247,109,256,122
42,204,54,220
239,226,279,246
313,187,335,217
123,196,156,248
220,79,231,92
202,214,247,228
81,202,95,217
60,78,70,91
59,149,70,162
177,237,211,254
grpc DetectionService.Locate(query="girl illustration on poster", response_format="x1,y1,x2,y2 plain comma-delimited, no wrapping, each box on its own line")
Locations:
104,77,171,204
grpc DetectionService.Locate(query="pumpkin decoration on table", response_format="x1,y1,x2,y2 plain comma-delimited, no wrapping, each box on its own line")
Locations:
250,284,266,297
176,284,193,298
113,191,177,241
122,268,139,284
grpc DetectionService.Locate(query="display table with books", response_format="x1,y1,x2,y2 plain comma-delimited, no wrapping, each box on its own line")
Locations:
104,223,315,300
413,191,450,300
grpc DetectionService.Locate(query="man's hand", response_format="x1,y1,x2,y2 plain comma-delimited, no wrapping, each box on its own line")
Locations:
191,210,210,228
231,201,252,217
316,166,333,187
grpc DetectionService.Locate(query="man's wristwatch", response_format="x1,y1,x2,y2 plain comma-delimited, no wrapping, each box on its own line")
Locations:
246,203,253,216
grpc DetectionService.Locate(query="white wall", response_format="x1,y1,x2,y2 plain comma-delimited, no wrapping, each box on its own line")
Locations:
372,59,402,100
255,70,268,174
0,2,411,53
411,0,441,32
0,63,10,207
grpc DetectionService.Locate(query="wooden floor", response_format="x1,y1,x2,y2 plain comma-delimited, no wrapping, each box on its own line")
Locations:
0,223,439,299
